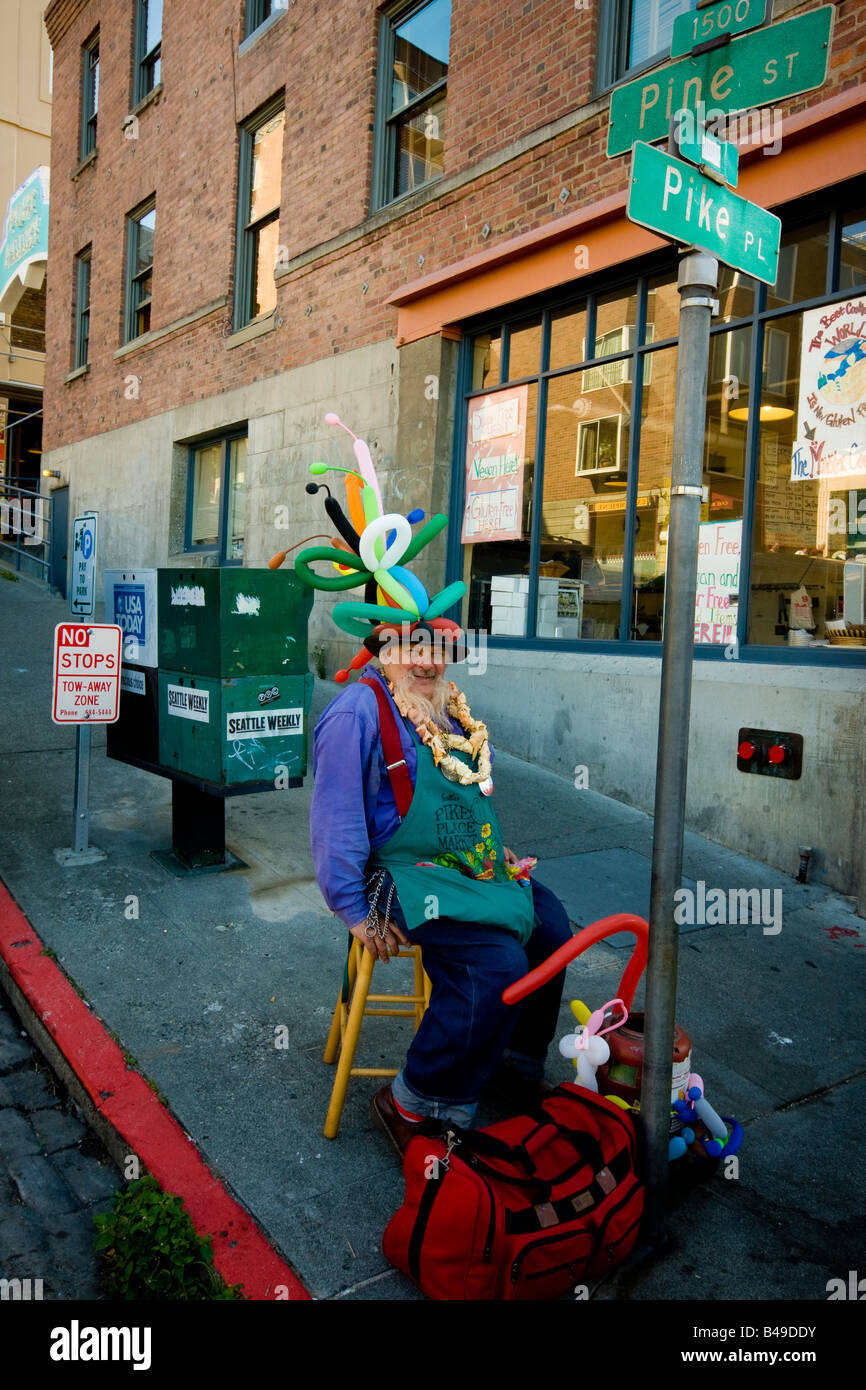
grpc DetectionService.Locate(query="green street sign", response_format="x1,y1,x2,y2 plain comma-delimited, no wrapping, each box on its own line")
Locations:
674,120,739,187
608,5,834,157
627,141,781,284
671,0,767,60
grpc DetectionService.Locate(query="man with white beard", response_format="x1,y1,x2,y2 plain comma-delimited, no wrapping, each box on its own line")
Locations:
310,618,572,1155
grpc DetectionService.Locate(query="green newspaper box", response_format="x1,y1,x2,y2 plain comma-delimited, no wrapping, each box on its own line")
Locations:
158,670,313,787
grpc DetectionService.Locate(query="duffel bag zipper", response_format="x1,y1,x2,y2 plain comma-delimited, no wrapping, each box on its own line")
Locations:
603,1212,643,1262
511,1227,593,1284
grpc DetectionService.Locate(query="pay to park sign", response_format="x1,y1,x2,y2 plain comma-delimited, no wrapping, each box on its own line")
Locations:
52,624,122,724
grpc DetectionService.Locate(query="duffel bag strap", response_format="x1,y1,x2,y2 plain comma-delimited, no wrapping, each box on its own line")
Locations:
520,1109,606,1176
503,1146,634,1235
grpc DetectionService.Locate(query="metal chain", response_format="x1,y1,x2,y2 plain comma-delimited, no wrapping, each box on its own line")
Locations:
364,868,395,940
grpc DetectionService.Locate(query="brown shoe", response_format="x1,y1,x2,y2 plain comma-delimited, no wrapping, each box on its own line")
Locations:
370,1084,434,1157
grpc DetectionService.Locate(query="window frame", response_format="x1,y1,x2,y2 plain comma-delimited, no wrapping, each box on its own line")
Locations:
244,0,283,41
80,30,99,159
73,246,92,370
448,193,866,667
124,197,156,345
133,0,162,106
233,93,285,331
184,429,248,566
595,0,693,96
371,0,450,214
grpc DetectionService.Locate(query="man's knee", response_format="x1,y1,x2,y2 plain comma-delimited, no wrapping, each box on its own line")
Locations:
531,879,573,947
475,935,529,997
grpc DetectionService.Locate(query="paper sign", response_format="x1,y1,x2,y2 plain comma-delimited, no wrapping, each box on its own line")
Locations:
461,384,527,544
791,297,866,481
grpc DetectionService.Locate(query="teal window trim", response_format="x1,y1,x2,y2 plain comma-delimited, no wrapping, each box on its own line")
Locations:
185,428,248,566
233,93,284,331
124,196,156,345
134,0,162,106
80,31,99,159
73,247,92,369
371,0,449,214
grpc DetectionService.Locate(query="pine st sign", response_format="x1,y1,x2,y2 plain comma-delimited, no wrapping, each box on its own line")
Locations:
607,5,834,156
52,624,122,724
628,142,780,283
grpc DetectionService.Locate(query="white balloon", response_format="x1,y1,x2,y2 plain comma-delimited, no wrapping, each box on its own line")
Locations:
559,1034,582,1059
359,513,412,573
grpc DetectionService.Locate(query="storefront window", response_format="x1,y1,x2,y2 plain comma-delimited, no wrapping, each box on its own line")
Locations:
748,308,866,646
549,301,587,373
765,220,829,312
538,367,631,640
471,331,501,389
840,208,866,292
460,199,866,657
506,315,543,381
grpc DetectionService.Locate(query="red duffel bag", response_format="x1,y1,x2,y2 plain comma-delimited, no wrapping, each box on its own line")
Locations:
382,1083,644,1301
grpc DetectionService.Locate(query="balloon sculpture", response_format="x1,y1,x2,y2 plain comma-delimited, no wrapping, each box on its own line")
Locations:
559,998,743,1165
272,413,467,682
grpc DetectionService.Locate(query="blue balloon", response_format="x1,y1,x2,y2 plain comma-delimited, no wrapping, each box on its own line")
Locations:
407,508,425,524
389,564,429,616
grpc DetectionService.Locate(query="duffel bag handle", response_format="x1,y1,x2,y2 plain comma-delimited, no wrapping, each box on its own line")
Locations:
502,913,648,1010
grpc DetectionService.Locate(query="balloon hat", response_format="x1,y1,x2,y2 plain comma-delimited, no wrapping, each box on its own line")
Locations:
273,414,467,683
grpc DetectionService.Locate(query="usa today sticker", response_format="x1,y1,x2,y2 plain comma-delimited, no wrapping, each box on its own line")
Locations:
226,707,302,739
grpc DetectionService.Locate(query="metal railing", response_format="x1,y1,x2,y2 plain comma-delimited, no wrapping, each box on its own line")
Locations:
0,482,53,586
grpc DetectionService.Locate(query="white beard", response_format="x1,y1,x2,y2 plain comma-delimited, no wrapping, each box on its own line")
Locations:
387,669,452,730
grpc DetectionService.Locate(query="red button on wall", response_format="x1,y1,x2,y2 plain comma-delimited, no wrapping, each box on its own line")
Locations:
768,744,788,764
738,741,757,760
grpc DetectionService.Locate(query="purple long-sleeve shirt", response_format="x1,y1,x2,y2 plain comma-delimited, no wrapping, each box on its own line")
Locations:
310,666,494,928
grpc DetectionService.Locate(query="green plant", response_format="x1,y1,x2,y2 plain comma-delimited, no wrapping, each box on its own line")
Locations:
311,642,326,679
93,1175,245,1300
0,569,20,582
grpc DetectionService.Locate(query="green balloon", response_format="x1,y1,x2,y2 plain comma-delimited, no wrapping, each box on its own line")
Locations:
310,462,328,475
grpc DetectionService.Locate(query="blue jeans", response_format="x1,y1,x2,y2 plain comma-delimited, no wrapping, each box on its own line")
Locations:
390,878,573,1127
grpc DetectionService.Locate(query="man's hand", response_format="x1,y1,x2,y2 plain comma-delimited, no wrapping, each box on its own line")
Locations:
503,845,519,868
350,912,409,964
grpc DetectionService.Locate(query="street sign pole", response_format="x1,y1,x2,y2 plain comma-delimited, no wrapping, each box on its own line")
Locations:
71,723,96,856
642,246,719,1243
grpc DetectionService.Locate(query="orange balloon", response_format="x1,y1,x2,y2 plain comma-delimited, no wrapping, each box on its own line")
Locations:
346,473,366,534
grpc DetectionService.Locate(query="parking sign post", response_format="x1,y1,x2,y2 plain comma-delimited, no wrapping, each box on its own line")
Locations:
52,622,123,866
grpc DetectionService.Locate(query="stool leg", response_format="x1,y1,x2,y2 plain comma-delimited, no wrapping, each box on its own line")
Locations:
323,938,358,1065
324,947,375,1139
412,946,425,1031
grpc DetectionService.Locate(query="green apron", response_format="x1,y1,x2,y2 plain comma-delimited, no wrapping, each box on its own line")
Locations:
369,723,536,946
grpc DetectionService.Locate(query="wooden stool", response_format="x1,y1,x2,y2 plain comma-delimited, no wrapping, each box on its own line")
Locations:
323,938,432,1139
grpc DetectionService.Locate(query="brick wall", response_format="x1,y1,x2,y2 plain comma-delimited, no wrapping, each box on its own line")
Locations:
43,0,866,453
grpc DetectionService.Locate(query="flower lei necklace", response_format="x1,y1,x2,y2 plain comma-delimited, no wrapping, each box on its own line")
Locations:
386,679,492,786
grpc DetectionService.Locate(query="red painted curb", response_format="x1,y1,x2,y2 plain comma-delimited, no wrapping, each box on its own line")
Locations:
0,879,311,1301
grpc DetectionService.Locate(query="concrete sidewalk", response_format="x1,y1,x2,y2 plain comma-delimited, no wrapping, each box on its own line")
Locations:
1,572,864,1301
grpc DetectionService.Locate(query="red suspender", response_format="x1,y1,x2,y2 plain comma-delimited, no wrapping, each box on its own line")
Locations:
360,678,414,818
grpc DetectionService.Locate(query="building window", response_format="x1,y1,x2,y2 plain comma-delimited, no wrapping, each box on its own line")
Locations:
186,433,247,564
234,98,285,329
244,0,283,38
125,199,155,343
457,202,866,659
372,0,450,211
597,0,695,91
81,31,99,158
74,247,91,369
134,0,162,104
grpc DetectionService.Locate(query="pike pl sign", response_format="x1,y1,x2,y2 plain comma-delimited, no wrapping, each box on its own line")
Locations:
627,141,780,284
607,5,834,156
